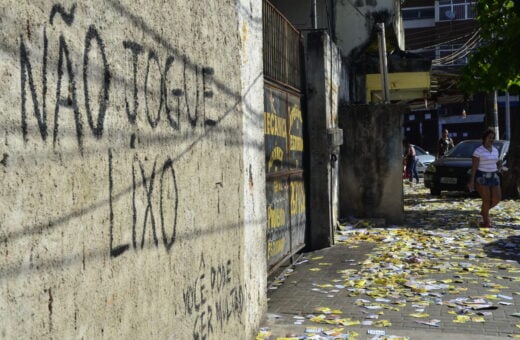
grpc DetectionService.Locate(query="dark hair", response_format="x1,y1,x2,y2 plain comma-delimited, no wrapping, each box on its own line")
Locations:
482,128,495,143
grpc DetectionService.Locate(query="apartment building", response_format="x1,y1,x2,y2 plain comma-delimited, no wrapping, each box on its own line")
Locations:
401,0,484,152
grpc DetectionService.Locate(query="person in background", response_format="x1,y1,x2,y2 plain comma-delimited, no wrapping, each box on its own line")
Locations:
437,129,455,159
403,140,419,185
468,128,502,228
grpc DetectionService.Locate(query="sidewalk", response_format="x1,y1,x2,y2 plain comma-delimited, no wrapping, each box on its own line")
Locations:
259,184,520,339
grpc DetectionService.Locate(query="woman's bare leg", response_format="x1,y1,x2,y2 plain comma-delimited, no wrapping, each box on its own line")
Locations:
476,183,491,226
490,185,501,209
488,185,502,226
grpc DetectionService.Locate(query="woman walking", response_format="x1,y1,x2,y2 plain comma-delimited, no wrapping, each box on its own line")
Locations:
468,129,502,228
403,140,419,185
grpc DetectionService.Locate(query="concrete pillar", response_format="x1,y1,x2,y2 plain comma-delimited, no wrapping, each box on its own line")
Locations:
305,31,342,250
238,0,267,334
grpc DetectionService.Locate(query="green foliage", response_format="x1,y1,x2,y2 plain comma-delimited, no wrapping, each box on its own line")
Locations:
459,0,520,94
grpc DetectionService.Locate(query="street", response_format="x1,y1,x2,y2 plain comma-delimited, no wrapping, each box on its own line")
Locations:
259,183,520,339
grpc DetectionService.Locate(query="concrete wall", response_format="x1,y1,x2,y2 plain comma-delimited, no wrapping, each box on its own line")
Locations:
338,104,405,224
334,0,404,57
0,1,266,339
305,31,342,250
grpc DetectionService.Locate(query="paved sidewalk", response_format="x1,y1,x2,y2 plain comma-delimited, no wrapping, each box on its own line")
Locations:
260,186,520,339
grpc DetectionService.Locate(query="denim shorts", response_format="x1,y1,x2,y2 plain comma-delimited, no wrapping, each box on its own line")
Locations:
475,170,500,186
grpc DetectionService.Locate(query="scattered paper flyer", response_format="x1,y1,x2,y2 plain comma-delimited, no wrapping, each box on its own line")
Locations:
415,319,441,327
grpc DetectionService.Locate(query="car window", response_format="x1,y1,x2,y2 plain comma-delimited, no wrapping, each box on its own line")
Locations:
446,142,479,158
412,145,427,156
495,142,505,154
446,141,505,158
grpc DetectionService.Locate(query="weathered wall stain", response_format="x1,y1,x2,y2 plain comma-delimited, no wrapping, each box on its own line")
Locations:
338,104,405,223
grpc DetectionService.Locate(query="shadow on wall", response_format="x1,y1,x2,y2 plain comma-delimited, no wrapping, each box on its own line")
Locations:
10,0,266,153
1,2,265,278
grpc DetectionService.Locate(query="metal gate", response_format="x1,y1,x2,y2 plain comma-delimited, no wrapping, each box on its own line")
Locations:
263,1,306,272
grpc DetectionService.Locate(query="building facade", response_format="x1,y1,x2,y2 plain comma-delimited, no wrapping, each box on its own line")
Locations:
401,0,484,151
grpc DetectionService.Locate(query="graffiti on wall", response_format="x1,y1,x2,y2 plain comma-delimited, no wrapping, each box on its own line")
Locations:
264,86,306,267
287,95,303,168
16,3,225,259
264,89,288,173
182,254,244,340
19,3,215,153
5,2,250,337
266,178,289,262
108,149,180,257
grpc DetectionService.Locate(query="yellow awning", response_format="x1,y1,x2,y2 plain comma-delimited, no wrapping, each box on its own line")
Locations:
366,72,430,103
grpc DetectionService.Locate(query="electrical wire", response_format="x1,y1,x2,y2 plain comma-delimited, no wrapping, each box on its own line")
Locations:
406,30,475,47
431,38,480,65
431,28,481,65
403,0,478,45
407,31,475,52
405,27,476,45
405,23,478,46
433,28,480,56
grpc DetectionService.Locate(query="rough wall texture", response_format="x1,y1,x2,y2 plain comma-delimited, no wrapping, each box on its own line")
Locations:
305,31,342,250
324,34,342,230
338,104,405,224
0,1,266,339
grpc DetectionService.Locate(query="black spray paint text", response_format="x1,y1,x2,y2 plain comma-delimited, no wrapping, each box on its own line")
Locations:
183,255,244,340
109,150,179,257
20,3,214,152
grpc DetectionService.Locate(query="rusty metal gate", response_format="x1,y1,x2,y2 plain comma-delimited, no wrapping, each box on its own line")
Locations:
263,0,306,272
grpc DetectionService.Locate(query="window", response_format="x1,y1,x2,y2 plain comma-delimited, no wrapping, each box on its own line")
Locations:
402,7,435,20
437,44,469,65
420,51,436,60
438,0,476,21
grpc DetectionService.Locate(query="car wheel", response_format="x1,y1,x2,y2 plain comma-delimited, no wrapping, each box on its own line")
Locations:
430,188,441,196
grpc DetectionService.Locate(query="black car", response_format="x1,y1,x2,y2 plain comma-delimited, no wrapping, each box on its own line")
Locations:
424,140,510,196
